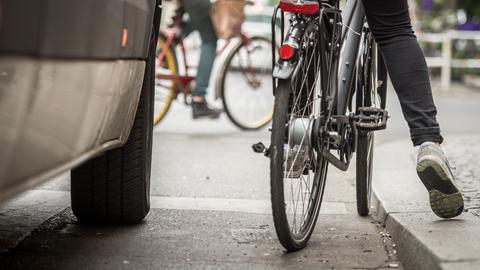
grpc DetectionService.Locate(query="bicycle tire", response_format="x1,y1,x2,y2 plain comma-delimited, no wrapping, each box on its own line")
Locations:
270,18,333,251
355,30,383,216
270,80,329,251
219,35,273,130
154,33,177,125
356,130,374,216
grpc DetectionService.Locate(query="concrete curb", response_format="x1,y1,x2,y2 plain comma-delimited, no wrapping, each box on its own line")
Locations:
372,139,480,270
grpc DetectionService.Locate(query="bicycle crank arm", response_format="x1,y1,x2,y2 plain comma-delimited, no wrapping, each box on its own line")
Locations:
316,115,354,171
321,148,349,171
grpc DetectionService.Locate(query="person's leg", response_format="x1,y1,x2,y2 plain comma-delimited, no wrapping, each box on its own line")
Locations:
181,0,218,98
362,0,463,219
362,0,442,146
181,0,221,119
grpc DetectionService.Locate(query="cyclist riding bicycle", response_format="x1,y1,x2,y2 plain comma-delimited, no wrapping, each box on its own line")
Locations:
176,0,222,119
357,0,464,218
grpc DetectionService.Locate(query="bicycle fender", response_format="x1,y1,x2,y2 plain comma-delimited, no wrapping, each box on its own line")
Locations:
273,61,296,80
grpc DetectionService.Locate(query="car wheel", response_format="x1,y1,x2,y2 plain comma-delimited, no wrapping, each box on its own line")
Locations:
70,34,155,225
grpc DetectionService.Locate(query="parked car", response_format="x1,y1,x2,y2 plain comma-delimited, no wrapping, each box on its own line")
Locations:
0,0,162,224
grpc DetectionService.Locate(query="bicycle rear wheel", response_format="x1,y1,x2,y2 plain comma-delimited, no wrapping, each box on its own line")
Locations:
270,22,330,251
154,34,177,125
220,36,273,130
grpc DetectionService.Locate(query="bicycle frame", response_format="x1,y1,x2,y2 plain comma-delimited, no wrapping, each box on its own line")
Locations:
156,29,195,94
271,0,388,171
265,1,391,251
156,25,253,96
336,0,366,115
272,0,365,112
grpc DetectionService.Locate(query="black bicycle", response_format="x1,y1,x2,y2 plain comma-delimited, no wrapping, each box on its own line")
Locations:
253,0,389,251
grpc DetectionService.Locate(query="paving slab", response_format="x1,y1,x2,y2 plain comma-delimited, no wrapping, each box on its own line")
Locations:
0,101,407,269
441,136,480,217
0,208,401,270
373,136,480,270
440,261,480,270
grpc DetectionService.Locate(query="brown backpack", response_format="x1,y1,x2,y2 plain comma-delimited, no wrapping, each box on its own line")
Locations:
210,0,246,39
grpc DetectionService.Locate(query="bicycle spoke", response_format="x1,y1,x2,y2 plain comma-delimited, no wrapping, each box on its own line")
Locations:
269,7,338,251
222,38,273,129
281,27,324,235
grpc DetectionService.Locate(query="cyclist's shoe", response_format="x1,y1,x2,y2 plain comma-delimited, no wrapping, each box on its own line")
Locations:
192,101,221,119
416,142,464,219
284,145,308,178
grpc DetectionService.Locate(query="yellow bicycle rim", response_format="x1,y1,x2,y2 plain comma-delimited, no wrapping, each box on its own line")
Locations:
154,37,176,126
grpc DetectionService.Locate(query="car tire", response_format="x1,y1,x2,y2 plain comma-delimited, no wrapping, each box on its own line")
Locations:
70,33,155,225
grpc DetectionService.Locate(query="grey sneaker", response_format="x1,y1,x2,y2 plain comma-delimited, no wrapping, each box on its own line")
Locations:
284,145,308,178
416,142,464,219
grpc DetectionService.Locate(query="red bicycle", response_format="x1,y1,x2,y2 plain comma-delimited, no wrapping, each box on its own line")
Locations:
154,7,274,130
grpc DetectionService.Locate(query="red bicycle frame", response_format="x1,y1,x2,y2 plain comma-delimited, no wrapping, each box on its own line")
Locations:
156,28,195,94
156,26,260,97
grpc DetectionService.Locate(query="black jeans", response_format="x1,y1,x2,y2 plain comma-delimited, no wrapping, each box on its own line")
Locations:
362,0,443,146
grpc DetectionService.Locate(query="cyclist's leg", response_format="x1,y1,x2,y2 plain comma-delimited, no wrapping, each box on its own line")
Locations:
181,0,220,118
181,0,218,98
362,0,442,146
362,0,463,219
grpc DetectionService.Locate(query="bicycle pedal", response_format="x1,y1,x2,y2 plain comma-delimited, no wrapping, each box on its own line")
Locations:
354,107,388,131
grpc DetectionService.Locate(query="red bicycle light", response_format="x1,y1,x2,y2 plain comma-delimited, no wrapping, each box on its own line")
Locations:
278,0,320,14
279,44,295,60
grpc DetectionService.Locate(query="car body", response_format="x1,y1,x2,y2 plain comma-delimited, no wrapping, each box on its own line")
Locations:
0,0,160,211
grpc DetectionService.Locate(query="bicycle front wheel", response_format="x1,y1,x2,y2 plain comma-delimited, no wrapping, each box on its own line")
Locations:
355,29,387,216
356,130,374,216
220,36,274,130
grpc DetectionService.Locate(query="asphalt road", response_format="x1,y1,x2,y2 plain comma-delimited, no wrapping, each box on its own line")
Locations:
0,81,479,269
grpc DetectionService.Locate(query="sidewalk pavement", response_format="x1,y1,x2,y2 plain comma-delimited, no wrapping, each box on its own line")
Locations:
372,135,480,270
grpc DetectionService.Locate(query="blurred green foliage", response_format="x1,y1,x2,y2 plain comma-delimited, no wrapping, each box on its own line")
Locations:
414,0,480,79
414,0,456,32
414,0,480,31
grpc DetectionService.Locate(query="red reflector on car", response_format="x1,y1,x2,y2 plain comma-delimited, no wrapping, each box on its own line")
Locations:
278,0,320,14
279,44,295,60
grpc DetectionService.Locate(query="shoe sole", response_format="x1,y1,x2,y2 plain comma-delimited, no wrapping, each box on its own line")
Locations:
416,157,464,219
